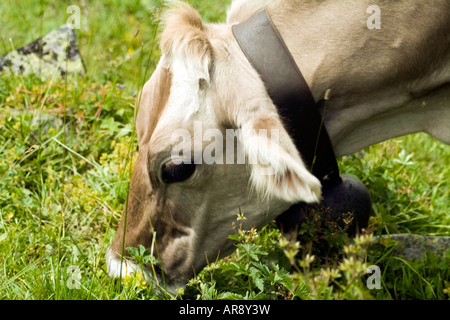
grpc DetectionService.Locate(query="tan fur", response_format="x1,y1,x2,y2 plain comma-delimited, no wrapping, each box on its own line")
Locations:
267,0,450,154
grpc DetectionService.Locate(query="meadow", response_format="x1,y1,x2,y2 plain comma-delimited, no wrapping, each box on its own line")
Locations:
0,0,449,300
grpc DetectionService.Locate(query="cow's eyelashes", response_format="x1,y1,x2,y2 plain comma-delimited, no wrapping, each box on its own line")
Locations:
161,161,196,184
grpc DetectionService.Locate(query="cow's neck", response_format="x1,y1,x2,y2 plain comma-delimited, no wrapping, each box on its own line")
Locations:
266,0,450,157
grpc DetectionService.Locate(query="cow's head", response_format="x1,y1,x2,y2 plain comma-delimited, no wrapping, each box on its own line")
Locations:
107,1,321,288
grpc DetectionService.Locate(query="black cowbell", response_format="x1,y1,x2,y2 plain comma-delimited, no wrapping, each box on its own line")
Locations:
276,174,372,237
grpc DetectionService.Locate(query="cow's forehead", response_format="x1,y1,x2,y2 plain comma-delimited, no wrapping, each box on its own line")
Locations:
138,62,197,178
146,59,216,152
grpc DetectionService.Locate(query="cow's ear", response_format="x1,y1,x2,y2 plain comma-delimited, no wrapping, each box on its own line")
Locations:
240,116,322,204
160,1,212,84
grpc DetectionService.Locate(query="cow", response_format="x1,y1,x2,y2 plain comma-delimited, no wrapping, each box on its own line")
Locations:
106,0,450,289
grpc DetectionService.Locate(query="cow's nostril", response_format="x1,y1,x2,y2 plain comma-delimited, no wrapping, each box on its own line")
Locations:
161,161,196,184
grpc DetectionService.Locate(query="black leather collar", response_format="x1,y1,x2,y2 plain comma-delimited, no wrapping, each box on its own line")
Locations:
232,9,341,186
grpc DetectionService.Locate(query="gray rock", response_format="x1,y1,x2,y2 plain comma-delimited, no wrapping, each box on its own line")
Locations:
372,233,450,260
0,25,85,80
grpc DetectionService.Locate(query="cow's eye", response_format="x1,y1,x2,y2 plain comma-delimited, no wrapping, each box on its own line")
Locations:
161,161,196,184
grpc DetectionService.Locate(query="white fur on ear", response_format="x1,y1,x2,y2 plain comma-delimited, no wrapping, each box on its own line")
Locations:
240,118,322,204
171,53,210,85
172,50,211,87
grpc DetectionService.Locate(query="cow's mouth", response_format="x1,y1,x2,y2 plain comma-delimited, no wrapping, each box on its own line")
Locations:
106,248,187,292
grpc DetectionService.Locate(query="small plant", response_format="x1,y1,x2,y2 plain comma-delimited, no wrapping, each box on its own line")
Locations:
185,211,294,300
277,222,376,300
127,244,154,267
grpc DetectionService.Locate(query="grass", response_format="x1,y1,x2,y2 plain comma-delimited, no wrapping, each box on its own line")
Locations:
0,0,449,300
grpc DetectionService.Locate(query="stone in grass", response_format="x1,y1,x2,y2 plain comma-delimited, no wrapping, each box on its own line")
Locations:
0,25,85,80
373,233,450,261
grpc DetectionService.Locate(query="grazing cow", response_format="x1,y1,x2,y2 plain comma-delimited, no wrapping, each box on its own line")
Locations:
107,0,450,288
